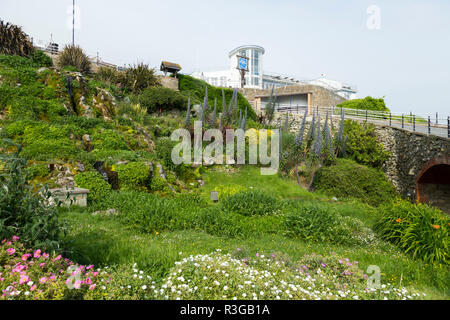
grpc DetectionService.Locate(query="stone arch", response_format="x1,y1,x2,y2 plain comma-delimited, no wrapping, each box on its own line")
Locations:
416,156,450,213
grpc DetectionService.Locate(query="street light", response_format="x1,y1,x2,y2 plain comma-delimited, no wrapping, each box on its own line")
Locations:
72,0,75,45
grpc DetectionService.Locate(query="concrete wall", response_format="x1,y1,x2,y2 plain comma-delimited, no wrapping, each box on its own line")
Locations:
157,76,179,91
239,84,346,115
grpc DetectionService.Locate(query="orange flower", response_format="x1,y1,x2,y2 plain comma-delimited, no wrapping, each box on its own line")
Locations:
395,218,401,223
432,225,440,230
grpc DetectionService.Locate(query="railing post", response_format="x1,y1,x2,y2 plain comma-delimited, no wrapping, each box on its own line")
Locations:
389,113,392,126
428,116,431,135
402,114,404,128
365,110,368,123
448,116,450,138
436,112,438,125
413,115,415,131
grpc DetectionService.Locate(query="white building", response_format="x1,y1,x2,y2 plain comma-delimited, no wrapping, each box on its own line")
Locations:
192,45,357,99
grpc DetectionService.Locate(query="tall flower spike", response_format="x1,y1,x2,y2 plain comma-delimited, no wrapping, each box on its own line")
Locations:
222,89,226,114
283,112,289,131
185,97,191,127
313,112,322,157
210,98,217,127
227,89,235,116
296,108,307,147
324,109,333,155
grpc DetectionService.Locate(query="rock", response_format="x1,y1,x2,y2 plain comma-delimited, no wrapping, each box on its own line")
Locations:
37,67,49,74
92,209,120,216
82,134,91,143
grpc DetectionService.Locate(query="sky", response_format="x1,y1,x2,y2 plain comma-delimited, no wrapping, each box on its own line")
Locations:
1,0,449,117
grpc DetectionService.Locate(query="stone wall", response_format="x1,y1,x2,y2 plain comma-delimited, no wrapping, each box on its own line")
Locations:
374,126,450,201
157,76,179,91
270,112,450,210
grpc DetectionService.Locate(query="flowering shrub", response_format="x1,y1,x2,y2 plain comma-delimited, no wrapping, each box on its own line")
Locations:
0,236,156,300
374,200,449,264
154,249,425,300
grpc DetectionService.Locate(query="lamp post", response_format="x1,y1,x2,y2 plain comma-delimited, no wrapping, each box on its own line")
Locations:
72,0,75,45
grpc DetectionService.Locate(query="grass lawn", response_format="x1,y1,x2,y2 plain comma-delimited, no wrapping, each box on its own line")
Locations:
59,166,449,299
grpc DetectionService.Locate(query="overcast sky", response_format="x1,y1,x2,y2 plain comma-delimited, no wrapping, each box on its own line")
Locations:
1,0,449,116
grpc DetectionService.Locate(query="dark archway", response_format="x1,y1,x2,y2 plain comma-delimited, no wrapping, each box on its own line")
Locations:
416,157,450,213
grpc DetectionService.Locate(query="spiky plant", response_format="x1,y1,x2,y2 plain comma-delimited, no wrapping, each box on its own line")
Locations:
185,97,191,127
222,89,226,113
123,62,159,93
283,112,289,132
312,113,322,157
264,86,276,125
323,110,334,156
57,45,92,74
0,20,34,57
210,98,217,127
296,108,308,147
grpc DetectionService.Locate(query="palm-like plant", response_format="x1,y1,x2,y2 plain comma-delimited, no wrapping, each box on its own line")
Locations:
0,20,34,57
57,45,92,74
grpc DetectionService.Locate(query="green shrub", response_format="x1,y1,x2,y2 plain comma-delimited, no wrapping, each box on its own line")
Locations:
337,96,389,112
138,87,187,113
155,137,178,171
31,50,53,67
312,159,397,206
343,120,390,168
177,74,257,121
122,63,159,94
21,140,79,161
115,162,151,192
57,45,91,74
91,129,129,151
374,200,449,264
0,20,34,57
74,171,111,203
220,190,283,217
283,202,376,246
27,163,50,179
0,144,64,251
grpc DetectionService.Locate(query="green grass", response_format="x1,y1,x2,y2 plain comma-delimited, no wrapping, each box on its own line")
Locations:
201,165,320,201
60,209,449,299
57,166,449,299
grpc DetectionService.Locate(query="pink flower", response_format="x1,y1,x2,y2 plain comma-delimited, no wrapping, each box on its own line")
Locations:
7,248,15,255
21,254,31,261
11,236,20,242
42,253,49,259
19,275,30,285
85,278,92,285
39,263,46,268
30,285,37,291
74,280,82,289
39,277,47,284
86,265,94,270
33,250,41,258
92,272,98,277
52,255,62,262
6,241,12,246
89,284,96,291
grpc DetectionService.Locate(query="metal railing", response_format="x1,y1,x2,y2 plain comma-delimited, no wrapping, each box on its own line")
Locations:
272,103,450,139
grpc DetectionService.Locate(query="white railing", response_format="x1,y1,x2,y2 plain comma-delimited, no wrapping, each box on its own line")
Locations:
272,103,450,139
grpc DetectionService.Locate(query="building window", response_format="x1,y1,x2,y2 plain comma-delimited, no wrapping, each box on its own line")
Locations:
252,50,259,75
